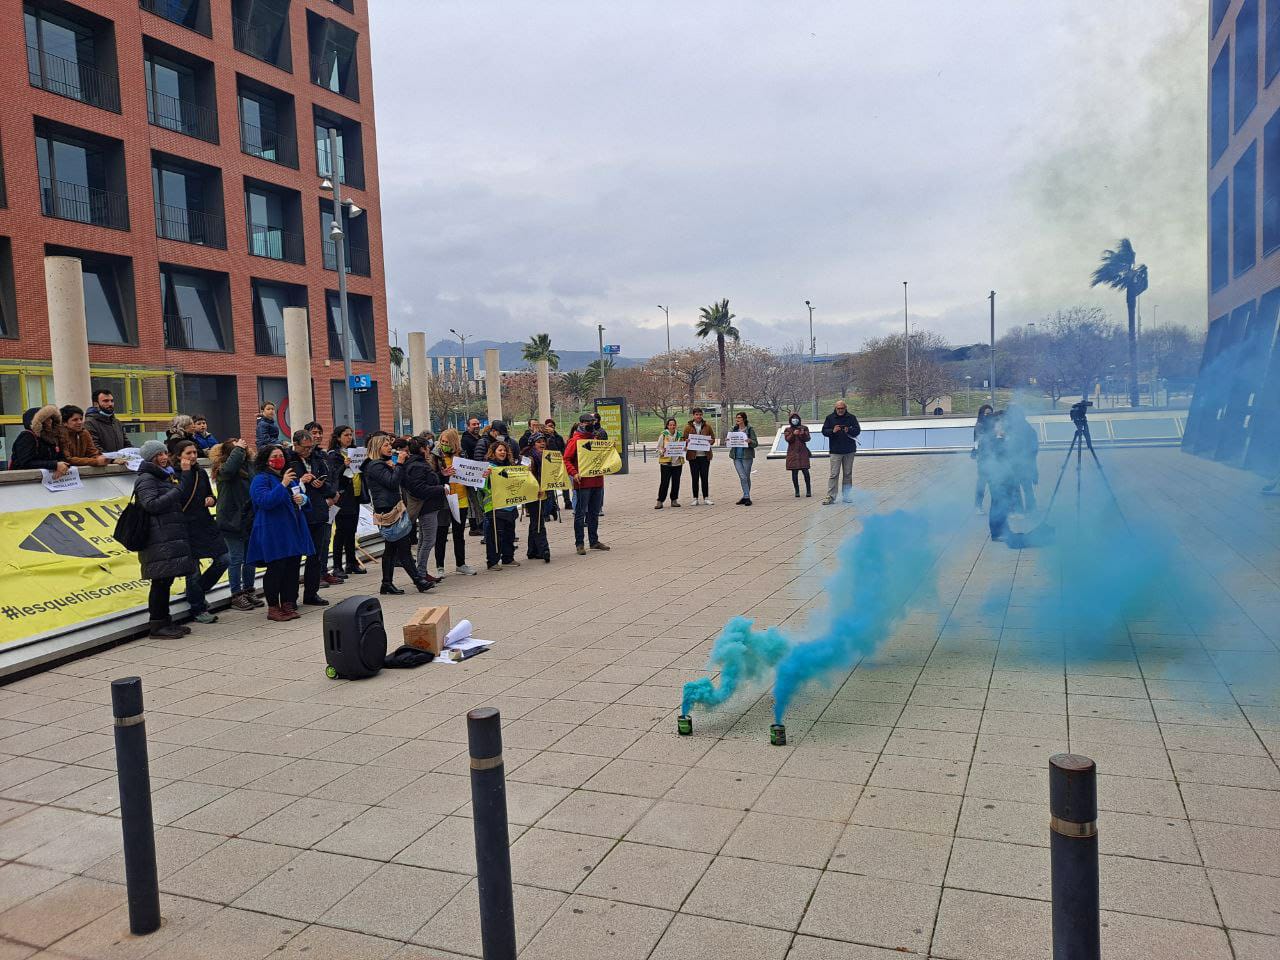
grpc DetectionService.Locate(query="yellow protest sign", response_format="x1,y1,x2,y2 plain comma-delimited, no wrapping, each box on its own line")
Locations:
595,402,623,452
488,465,540,508
540,451,570,491
576,440,622,478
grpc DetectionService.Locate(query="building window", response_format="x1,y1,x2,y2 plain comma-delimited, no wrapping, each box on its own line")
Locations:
245,180,304,264
327,290,374,361
1235,142,1258,276
35,121,128,230
232,0,291,71
153,152,225,248
307,11,359,101
1213,41,1231,164
331,378,377,439
144,43,218,144
320,200,370,276
314,109,364,188
139,0,210,36
1214,0,1233,36
1269,0,1280,85
237,77,298,167
45,247,135,346
1211,179,1230,292
1237,0,1259,130
160,265,230,351
24,3,120,112
1265,106,1280,254
251,278,305,355
0,238,16,339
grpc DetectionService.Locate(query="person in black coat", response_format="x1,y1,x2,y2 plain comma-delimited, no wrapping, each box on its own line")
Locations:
400,437,449,583
460,416,484,533
473,420,518,462
326,425,368,576
542,418,571,510
9,406,69,477
972,404,996,510
365,433,433,595
133,440,196,639
288,429,339,605
210,438,262,611
986,413,1019,541
255,402,281,448
173,440,229,624
820,400,861,505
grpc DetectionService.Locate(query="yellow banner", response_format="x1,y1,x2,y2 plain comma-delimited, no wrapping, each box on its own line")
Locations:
540,451,570,491
489,465,540,508
596,403,623,452
576,440,622,478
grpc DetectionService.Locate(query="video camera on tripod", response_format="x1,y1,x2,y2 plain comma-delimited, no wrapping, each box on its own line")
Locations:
1069,400,1093,430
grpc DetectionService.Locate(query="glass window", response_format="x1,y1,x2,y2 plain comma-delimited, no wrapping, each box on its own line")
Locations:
1235,142,1257,276
239,90,281,161
232,0,290,68
1268,0,1280,84
327,290,373,361
83,262,129,345
315,122,344,181
252,279,302,355
34,129,123,229
1214,0,1232,36
160,266,226,351
1212,41,1231,164
1211,179,1230,291
144,53,199,135
308,12,359,100
1265,107,1280,254
1237,0,1259,130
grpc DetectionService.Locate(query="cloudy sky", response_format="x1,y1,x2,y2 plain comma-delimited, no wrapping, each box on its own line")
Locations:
369,1,1206,358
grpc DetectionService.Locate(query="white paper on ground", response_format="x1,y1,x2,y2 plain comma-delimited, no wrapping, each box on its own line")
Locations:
445,619,472,645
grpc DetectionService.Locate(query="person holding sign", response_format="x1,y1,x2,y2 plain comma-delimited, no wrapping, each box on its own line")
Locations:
432,428,478,577
683,408,716,506
524,434,552,562
481,440,521,569
727,412,759,506
656,417,684,509
565,414,610,555
326,425,368,576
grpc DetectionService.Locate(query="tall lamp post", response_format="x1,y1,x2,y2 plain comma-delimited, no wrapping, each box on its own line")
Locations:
805,300,817,419
450,327,469,425
988,290,997,403
322,127,363,432
902,282,911,416
597,323,606,397
657,305,671,408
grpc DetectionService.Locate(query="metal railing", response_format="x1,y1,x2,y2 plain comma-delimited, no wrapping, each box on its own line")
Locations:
39,176,129,230
247,222,304,263
27,44,121,112
155,203,226,248
163,314,194,349
139,0,207,34
239,120,297,166
322,239,370,276
254,324,283,355
310,54,358,100
147,90,219,143
233,16,286,65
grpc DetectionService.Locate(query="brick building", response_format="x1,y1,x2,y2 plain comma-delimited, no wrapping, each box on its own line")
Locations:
0,0,388,453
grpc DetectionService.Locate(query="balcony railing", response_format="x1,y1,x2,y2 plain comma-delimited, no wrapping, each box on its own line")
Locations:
39,176,129,230
233,17,286,66
155,202,227,248
27,45,121,112
240,120,297,167
140,0,208,35
147,90,219,144
163,314,193,349
248,222,304,264
322,239,370,276
310,54,358,101
254,324,283,355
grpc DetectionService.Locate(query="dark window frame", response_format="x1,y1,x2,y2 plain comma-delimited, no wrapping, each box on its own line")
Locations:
326,289,375,362
1235,141,1258,277
1237,0,1260,131
251,277,306,356
1213,40,1232,164
1211,178,1230,292
160,263,232,352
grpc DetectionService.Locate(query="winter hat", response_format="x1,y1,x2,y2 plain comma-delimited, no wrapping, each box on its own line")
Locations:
140,440,168,461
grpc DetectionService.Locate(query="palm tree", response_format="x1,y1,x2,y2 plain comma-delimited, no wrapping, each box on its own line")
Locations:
586,357,615,382
695,298,741,404
521,333,560,370
560,370,595,412
1090,239,1148,407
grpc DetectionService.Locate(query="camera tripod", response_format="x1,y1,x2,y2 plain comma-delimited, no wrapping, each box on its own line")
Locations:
1036,402,1128,533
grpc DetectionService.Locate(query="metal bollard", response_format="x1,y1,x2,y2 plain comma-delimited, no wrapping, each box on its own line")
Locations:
111,677,161,935
1049,753,1099,960
467,707,517,960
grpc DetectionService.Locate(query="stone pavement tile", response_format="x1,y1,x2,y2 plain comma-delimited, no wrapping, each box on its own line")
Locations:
973,733,1065,768
1100,855,1220,925
0,876,125,949
1069,741,1173,780
883,727,976,761
867,753,968,795
931,888,1050,960
909,684,989,710
248,758,359,795
649,913,792,960
798,870,938,953
572,703,667,731
1067,694,1155,722
394,814,526,875
818,699,905,725
786,936,912,958
1162,723,1267,755
0,863,69,914
697,739,792,775
1152,700,1249,726
522,698,607,725
833,679,914,703
829,823,952,885
187,751,293,788
578,840,711,908
145,906,303,960
965,762,1042,804
320,862,468,941
536,789,653,838
945,837,1050,900
371,740,467,773
270,925,400,960
314,806,439,862
412,879,565,956
665,768,771,810
240,796,367,848
752,776,860,822
311,765,424,806
683,855,819,931
0,764,111,806
18,812,122,873
582,758,687,798
149,745,236,780
852,787,961,836
0,941,38,959
170,787,294,835
1191,821,1280,876
983,689,1065,714
721,812,842,868
1100,912,1232,960
625,800,744,854
1100,810,1201,864
162,837,300,903
1095,773,1187,817
85,825,225,885
1168,751,1280,789
0,757,63,793
378,772,472,815
1181,782,1280,828
520,894,671,960
979,710,1069,741
956,796,1043,846
233,849,381,922
0,807,101,861
550,724,643,758
778,744,877,785
1069,717,1163,748
508,827,614,892
48,893,220,960
897,705,983,734
1145,679,1236,703
804,722,892,754
147,780,233,825
620,731,714,765
1230,930,1280,959
460,780,568,826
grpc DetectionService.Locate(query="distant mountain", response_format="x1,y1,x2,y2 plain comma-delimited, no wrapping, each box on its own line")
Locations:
426,339,642,370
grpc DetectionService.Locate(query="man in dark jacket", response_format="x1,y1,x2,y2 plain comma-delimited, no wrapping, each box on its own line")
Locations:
543,418,572,509
10,406,70,476
565,413,610,555
287,429,338,605
821,400,861,505
474,420,517,462
400,437,449,582
461,416,484,534
85,389,130,453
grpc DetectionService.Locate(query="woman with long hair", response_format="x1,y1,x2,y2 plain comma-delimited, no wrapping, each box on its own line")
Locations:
525,434,551,562
783,411,811,498
401,437,449,584
132,440,195,638
728,411,759,506
174,439,229,623
326,424,366,575
209,437,261,611
432,428,477,577
247,444,314,621
655,417,683,509
481,439,520,570
972,404,995,511
365,433,434,595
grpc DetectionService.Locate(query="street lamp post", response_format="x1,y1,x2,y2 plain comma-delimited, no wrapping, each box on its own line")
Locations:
988,290,997,404
965,374,972,411
597,323,606,397
323,127,363,432
902,282,910,416
449,327,469,425
657,305,671,410
805,300,817,419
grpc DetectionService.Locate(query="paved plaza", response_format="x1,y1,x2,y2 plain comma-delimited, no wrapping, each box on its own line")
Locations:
0,446,1277,959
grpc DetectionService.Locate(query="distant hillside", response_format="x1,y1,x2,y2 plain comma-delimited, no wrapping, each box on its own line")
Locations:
426,339,642,370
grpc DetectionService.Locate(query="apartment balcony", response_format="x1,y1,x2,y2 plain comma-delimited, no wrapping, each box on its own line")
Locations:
39,176,129,230
148,90,219,144
322,239,370,276
27,45,120,113
240,120,297,167
155,203,227,249
248,223,304,264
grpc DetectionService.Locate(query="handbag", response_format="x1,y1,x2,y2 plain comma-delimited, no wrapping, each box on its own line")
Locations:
374,501,412,542
113,491,149,551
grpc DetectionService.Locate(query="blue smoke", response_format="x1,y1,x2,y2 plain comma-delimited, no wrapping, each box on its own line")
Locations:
680,616,791,715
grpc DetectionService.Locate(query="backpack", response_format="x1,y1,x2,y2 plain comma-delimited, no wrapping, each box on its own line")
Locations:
113,492,149,551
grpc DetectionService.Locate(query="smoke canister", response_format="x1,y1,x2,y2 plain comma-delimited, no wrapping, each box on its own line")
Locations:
677,714,692,736
769,723,786,746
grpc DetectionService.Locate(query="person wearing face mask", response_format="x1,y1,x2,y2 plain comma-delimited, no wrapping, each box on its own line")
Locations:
432,428,477,577
655,417,683,509
326,425,368,576
247,444,315,621
288,429,339,606
461,416,485,536
821,399,861,505
728,411,759,505
783,412,812,498
480,439,521,569
542,418,572,510
365,434,435,594
132,440,196,639
683,408,716,506
210,437,261,611
174,439,229,624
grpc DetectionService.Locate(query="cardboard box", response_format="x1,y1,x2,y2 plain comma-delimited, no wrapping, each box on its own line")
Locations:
403,606,451,655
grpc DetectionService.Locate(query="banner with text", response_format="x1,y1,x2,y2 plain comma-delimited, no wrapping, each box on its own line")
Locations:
575,440,623,478
489,465,540,508
540,451,570,491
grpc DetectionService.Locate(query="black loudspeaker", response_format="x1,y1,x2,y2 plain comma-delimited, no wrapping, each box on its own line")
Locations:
323,596,387,679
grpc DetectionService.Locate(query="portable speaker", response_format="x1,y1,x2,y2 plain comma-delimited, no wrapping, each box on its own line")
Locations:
323,596,387,679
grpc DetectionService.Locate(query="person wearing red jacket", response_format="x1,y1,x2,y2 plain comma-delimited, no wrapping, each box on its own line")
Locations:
564,413,610,556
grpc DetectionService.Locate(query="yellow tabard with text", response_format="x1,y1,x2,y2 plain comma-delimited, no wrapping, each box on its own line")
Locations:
575,440,622,478
489,465,540,508
540,451,570,491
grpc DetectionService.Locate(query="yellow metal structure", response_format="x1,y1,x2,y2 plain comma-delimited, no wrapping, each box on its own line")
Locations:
0,362,177,424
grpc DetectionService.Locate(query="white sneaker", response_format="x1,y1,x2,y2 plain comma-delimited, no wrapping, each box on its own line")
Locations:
435,567,447,579
692,498,701,506
456,564,478,576
703,497,715,506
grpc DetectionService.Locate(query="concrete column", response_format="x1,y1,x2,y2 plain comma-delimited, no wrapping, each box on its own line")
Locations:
536,359,552,422
409,331,431,434
485,347,503,422
45,256,91,408
283,306,313,432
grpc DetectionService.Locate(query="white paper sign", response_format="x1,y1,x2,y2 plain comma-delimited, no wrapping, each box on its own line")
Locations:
726,431,749,448
520,456,531,467
686,434,712,452
106,447,143,471
663,441,686,458
40,467,84,493
446,493,461,525
356,504,379,540
347,446,368,471
450,457,489,489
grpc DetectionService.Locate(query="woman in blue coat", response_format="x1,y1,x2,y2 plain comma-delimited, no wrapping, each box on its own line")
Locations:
247,443,313,622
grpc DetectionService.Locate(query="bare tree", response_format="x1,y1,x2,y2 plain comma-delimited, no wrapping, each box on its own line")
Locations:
1038,307,1121,402
853,330,953,413
669,347,716,407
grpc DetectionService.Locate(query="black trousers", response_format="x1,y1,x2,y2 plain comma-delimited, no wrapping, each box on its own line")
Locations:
435,505,468,568
526,502,550,559
689,457,711,497
382,536,420,586
148,577,174,623
263,556,301,607
332,514,359,571
304,522,328,597
657,463,683,502
791,468,811,495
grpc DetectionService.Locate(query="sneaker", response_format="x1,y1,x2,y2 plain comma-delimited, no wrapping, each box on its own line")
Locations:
488,563,504,570
590,542,610,551
505,560,521,567
692,498,701,506
192,611,218,624
231,593,256,612
655,502,664,510
821,496,835,505
703,498,714,506
435,567,447,579
148,623,185,639
456,565,478,576
670,500,681,507
577,545,587,555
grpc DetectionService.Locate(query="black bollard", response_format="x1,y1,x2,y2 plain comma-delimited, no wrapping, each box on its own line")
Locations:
467,707,517,960
111,677,161,936
1049,753,1099,960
